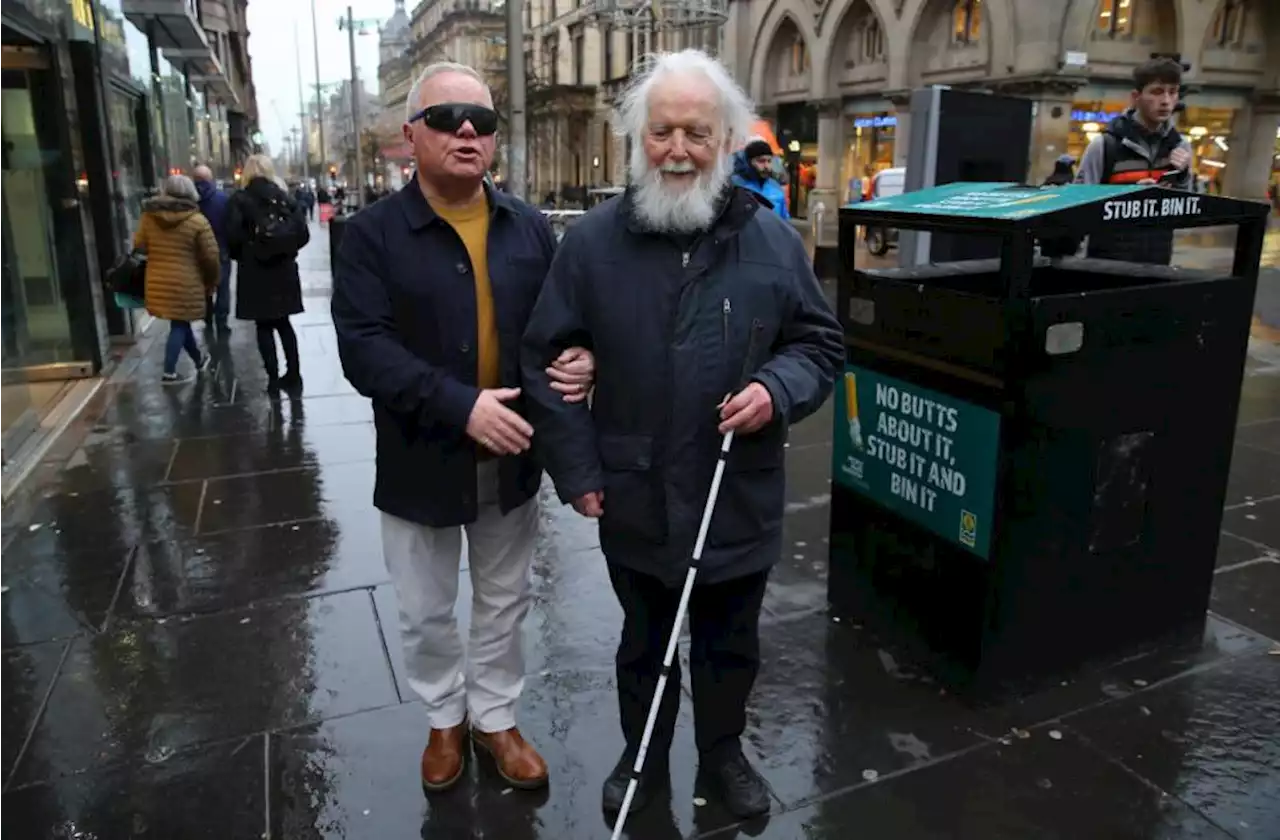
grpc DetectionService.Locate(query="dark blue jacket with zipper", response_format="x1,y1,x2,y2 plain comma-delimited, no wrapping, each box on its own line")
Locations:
333,179,557,528
521,186,844,585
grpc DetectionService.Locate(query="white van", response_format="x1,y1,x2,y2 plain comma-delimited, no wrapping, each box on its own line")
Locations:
865,166,906,255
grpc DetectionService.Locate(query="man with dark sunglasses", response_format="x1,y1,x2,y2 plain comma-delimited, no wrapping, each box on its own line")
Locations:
332,61,594,795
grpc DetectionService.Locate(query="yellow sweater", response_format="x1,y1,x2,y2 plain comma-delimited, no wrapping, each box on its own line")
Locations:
432,196,499,390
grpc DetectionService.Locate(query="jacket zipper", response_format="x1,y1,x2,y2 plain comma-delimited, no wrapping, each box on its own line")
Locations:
682,251,690,268
722,298,731,348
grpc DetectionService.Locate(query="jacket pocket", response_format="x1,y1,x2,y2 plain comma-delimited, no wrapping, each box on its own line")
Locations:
706,434,785,548
598,434,667,543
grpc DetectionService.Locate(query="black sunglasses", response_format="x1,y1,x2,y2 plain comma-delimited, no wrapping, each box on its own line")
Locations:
408,102,499,136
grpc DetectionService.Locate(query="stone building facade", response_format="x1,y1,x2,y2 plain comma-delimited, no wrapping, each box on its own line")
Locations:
721,0,1279,220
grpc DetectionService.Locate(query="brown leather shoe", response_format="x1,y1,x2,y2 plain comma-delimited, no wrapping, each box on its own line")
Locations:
471,727,549,789
421,721,468,793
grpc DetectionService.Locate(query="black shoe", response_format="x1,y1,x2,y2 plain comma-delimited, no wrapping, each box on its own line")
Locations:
701,748,770,818
266,376,281,395
602,751,668,815
279,371,303,391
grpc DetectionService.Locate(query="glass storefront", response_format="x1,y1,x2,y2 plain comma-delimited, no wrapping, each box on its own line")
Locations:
2,67,77,368
842,113,896,202
775,102,818,219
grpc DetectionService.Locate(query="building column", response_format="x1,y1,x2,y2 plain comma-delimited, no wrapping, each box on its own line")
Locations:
1223,96,1279,201
888,93,910,167
1027,83,1080,186
803,97,844,249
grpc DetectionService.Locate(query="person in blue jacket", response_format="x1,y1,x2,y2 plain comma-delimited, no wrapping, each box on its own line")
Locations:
193,165,231,332
730,138,789,220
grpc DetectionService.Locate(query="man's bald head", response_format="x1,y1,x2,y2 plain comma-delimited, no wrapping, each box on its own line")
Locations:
192,165,214,183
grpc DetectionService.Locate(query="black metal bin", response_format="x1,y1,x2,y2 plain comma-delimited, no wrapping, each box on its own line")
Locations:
826,181,1270,692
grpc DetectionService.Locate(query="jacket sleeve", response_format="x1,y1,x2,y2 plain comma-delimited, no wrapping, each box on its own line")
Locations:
194,220,221,291
331,215,480,431
751,228,845,426
520,227,602,503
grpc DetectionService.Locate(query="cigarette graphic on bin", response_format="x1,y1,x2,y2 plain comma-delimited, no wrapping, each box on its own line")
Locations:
845,371,864,450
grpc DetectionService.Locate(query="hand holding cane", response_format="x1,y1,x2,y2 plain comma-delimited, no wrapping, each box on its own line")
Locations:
608,330,763,838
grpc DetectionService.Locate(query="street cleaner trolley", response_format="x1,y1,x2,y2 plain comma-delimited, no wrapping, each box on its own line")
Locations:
827,182,1270,693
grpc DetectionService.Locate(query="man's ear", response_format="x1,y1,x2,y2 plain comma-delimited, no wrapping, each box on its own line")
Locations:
403,124,413,144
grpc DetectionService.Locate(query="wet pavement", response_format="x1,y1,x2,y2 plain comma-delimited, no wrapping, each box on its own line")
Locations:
3,219,1279,839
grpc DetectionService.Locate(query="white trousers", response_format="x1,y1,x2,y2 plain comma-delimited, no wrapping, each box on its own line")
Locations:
380,461,538,732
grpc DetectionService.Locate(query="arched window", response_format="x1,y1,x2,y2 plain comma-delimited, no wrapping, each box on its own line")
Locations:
863,17,885,61
1210,0,1248,47
789,33,810,75
951,0,982,44
1096,0,1135,39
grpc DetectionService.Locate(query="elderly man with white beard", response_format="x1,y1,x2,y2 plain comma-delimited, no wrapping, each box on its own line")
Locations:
521,49,844,818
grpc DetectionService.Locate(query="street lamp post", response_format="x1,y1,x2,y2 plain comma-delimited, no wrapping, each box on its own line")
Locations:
337,9,383,210
295,22,310,183
311,0,326,180
346,6,362,209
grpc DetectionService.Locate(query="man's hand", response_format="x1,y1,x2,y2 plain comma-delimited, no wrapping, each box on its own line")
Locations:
718,382,774,435
1169,147,1191,170
547,347,594,403
572,490,604,518
466,388,533,455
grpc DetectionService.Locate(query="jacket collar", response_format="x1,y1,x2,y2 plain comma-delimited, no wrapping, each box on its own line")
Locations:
398,175,515,231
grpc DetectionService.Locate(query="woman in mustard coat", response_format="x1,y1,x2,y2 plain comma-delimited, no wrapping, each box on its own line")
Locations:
134,174,222,382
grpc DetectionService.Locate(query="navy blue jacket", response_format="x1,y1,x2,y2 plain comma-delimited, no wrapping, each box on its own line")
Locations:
333,179,558,527
521,187,844,585
195,179,230,259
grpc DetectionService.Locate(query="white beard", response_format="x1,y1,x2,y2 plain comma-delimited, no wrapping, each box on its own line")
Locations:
628,146,732,234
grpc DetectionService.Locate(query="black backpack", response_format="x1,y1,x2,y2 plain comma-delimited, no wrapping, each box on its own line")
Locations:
248,192,306,261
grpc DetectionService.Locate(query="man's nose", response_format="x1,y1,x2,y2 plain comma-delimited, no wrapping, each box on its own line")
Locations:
457,121,478,138
668,132,690,159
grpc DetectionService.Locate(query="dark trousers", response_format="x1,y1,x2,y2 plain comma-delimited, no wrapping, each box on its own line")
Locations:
255,317,299,379
212,259,232,321
607,563,769,761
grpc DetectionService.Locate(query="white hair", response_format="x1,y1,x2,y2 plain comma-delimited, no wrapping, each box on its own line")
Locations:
613,49,756,152
160,174,198,201
615,50,753,233
406,61,489,121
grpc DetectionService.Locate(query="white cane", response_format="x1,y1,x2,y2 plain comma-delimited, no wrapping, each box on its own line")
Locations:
609,428,736,840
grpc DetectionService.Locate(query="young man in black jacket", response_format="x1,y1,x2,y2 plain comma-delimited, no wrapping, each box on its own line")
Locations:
1074,57,1194,264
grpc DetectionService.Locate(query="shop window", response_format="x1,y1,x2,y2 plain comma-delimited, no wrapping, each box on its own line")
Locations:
951,0,982,45
1095,0,1135,39
1210,0,1248,48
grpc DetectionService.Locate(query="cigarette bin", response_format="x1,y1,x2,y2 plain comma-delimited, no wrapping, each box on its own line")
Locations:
826,182,1270,691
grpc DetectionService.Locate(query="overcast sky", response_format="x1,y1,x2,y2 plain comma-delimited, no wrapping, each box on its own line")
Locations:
247,0,397,154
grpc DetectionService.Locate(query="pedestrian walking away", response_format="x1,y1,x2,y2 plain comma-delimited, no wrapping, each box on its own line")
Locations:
134,174,221,384
332,60,596,796
521,48,844,822
227,154,310,394
192,164,232,333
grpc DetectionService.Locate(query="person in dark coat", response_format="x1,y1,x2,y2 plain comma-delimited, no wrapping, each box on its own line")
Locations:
521,49,844,819
227,155,310,393
331,61,596,796
193,164,232,332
